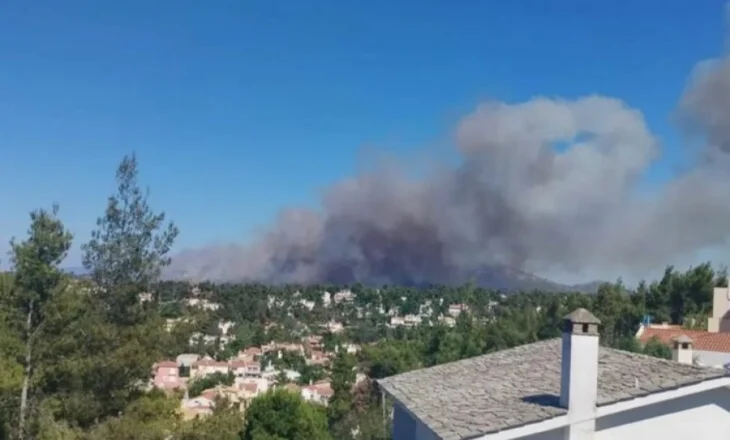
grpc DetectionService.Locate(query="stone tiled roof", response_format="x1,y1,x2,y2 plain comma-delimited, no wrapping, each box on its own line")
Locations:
377,338,728,440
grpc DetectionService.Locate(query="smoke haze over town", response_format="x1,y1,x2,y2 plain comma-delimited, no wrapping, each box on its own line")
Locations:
167,43,730,288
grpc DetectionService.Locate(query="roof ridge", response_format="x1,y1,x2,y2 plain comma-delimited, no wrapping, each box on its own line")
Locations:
380,338,561,381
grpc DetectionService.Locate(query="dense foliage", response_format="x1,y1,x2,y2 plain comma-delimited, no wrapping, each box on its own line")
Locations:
241,389,330,440
0,154,726,440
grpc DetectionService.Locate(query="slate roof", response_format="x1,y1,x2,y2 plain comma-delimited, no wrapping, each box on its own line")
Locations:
377,338,729,440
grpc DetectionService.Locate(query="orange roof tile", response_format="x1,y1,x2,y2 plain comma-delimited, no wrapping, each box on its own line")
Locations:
155,360,178,369
313,381,334,397
638,327,730,353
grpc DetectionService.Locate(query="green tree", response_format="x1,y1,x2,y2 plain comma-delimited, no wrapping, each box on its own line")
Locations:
177,402,243,440
241,389,331,440
298,365,326,386
327,352,356,438
9,206,73,439
0,273,23,438
642,337,673,360
361,340,421,379
41,155,180,428
187,372,235,397
82,154,179,324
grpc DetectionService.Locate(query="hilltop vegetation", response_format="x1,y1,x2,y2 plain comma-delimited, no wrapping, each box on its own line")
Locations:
0,155,726,440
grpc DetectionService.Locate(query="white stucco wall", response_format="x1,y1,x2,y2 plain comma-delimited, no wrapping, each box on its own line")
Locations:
695,350,730,368
517,428,564,440
514,387,730,440
595,387,730,440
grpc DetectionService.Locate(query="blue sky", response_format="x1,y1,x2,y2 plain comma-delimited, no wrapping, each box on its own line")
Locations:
0,0,727,267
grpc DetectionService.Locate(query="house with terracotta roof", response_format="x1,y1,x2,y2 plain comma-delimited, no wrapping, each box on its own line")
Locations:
230,359,261,377
301,380,334,406
637,286,730,368
379,308,730,440
152,360,186,392
237,346,263,362
191,356,230,378
306,350,330,366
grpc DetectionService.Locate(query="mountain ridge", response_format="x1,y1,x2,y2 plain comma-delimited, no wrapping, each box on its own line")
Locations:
160,256,605,294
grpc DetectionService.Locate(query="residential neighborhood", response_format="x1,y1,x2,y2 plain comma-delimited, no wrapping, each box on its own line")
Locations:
148,284,468,420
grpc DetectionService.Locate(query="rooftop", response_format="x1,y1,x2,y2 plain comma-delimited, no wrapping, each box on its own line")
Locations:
639,326,730,353
377,338,728,440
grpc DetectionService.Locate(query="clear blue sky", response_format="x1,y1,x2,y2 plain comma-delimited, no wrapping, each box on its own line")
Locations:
0,0,726,266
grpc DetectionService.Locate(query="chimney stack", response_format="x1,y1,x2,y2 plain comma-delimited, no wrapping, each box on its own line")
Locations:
709,286,730,333
561,308,601,439
672,335,694,365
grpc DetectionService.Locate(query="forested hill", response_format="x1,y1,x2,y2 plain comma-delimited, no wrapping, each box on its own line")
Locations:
162,258,606,294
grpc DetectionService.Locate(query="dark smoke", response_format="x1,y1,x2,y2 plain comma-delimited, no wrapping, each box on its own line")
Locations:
167,44,730,286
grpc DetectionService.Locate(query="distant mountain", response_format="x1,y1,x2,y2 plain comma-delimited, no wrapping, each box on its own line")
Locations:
468,265,604,293
568,280,606,294
163,254,604,294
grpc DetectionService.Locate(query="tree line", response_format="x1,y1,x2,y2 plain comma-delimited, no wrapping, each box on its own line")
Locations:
1,154,726,440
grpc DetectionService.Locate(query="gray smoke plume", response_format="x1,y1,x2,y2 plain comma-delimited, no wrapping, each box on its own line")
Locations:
167,50,730,286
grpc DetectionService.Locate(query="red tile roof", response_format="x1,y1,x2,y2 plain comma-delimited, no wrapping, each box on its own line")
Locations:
638,326,730,353
155,360,178,369
200,389,218,401
230,359,258,368
310,381,334,398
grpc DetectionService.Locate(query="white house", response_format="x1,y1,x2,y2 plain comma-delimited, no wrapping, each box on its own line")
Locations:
333,289,355,303
299,299,316,311
301,381,334,406
379,308,730,440
447,303,468,317
325,321,344,333
184,298,220,311
636,286,730,368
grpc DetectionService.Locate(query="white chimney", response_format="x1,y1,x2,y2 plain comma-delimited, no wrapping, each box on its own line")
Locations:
561,308,601,440
708,286,730,333
672,335,694,365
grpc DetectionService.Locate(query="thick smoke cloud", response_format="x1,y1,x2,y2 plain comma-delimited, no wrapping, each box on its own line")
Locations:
168,50,730,286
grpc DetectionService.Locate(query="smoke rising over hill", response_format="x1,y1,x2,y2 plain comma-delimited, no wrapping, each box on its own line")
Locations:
167,48,730,287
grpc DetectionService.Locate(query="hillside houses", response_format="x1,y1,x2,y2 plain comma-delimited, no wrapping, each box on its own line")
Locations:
153,344,339,417
448,303,468,317
184,297,220,311
152,282,505,420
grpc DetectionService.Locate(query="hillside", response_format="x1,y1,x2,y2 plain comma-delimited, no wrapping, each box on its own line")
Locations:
163,254,604,293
